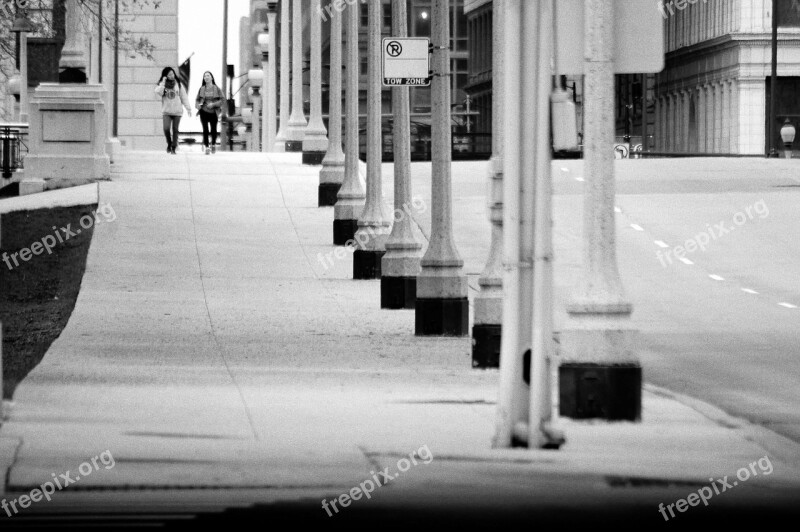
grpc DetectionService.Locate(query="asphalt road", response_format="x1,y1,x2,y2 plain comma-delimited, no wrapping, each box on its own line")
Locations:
413,157,800,445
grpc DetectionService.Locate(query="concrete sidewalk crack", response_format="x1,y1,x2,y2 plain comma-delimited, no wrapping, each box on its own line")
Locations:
186,169,260,442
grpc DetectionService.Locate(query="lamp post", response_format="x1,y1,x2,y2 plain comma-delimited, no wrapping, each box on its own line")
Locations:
781,118,795,159
285,0,307,148
242,105,253,151
258,32,275,153
11,12,35,123
247,69,263,152
318,3,345,206
302,0,329,165
274,0,290,151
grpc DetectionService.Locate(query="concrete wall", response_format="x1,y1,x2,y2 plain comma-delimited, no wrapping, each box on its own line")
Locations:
115,0,180,150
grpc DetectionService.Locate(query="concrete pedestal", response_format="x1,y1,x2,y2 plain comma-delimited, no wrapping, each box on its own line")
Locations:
415,297,469,336
380,276,417,310
472,324,502,368
333,219,359,245
318,182,341,207
353,249,385,280
23,83,110,192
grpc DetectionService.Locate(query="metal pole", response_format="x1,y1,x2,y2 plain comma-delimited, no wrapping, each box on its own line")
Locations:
303,0,328,164
415,0,468,336
353,0,390,279
286,0,308,147
562,0,641,422
265,9,278,152
274,0,290,150
381,0,422,309
770,0,778,157
493,0,524,448
251,83,261,152
473,0,505,368
319,4,345,206
221,0,229,150
332,0,366,245
113,0,119,137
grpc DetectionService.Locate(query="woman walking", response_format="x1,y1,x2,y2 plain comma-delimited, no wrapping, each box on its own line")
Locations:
155,67,192,154
196,71,224,154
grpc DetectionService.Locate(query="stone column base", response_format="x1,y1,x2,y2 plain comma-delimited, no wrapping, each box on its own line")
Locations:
302,151,326,165
472,324,502,368
318,183,341,207
381,276,417,309
333,219,359,245
415,298,469,337
559,363,642,421
353,249,384,279
19,179,45,196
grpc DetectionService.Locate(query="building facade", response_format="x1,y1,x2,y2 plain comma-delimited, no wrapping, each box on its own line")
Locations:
656,0,800,155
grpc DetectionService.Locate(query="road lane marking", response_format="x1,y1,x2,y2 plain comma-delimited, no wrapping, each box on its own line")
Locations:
575,177,585,182
709,274,725,281
654,240,669,248
630,224,644,231
741,288,759,295
614,206,622,214
679,257,694,265
779,302,798,309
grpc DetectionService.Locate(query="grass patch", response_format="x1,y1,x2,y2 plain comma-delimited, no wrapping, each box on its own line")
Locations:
1,204,96,400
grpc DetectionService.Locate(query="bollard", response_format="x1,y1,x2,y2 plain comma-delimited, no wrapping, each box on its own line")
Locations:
319,5,345,206
381,0,422,309
352,0,390,279
415,0,468,335
273,0,290,152
472,0,505,367
285,0,307,150
303,0,329,165
333,0,366,245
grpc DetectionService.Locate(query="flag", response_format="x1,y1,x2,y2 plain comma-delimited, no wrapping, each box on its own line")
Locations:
178,54,192,92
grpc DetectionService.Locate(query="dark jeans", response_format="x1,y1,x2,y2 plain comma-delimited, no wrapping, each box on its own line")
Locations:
163,115,182,149
199,110,219,148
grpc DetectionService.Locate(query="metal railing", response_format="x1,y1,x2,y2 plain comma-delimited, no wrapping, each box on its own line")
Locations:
0,123,29,180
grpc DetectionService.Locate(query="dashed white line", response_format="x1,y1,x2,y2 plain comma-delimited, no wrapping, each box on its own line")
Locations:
779,302,798,309
561,167,570,173
575,177,585,182
741,288,759,295
630,224,644,231
654,240,669,248
679,257,694,265
614,207,622,214
709,274,725,281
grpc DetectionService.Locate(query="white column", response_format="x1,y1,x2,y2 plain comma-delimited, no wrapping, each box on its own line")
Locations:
302,0,329,163
562,0,640,421
714,82,722,153
332,0,366,245
318,2,345,204
286,0,307,144
415,0,468,335
473,0,505,366
352,0,390,279
263,8,278,152
729,79,739,153
381,0,423,309
697,86,705,152
274,0,290,151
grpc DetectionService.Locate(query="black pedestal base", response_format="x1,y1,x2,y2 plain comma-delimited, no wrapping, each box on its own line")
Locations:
333,219,359,246
318,183,341,207
415,298,469,336
353,250,384,280
285,141,302,152
302,151,326,165
381,276,417,309
472,324,502,368
559,363,642,421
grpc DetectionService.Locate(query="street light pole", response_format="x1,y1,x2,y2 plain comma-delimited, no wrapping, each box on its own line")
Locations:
381,0,422,309
274,0,290,151
302,0,329,164
221,0,229,150
415,0,468,336
265,3,278,152
332,0,366,245
353,0,390,279
12,12,34,123
286,0,308,148
318,4,345,206
769,0,778,157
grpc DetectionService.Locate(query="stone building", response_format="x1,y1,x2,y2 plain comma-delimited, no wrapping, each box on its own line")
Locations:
656,0,800,155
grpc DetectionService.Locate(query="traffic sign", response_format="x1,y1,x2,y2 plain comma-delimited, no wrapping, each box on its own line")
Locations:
382,37,431,87
555,0,664,74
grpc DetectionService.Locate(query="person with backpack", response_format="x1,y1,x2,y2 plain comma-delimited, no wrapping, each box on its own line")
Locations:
195,71,225,154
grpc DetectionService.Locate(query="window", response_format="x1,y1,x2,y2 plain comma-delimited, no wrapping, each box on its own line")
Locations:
361,3,368,27
383,2,392,29
413,6,431,37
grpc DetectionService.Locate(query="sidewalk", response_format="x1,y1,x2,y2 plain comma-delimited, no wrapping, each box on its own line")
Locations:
1,151,799,528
